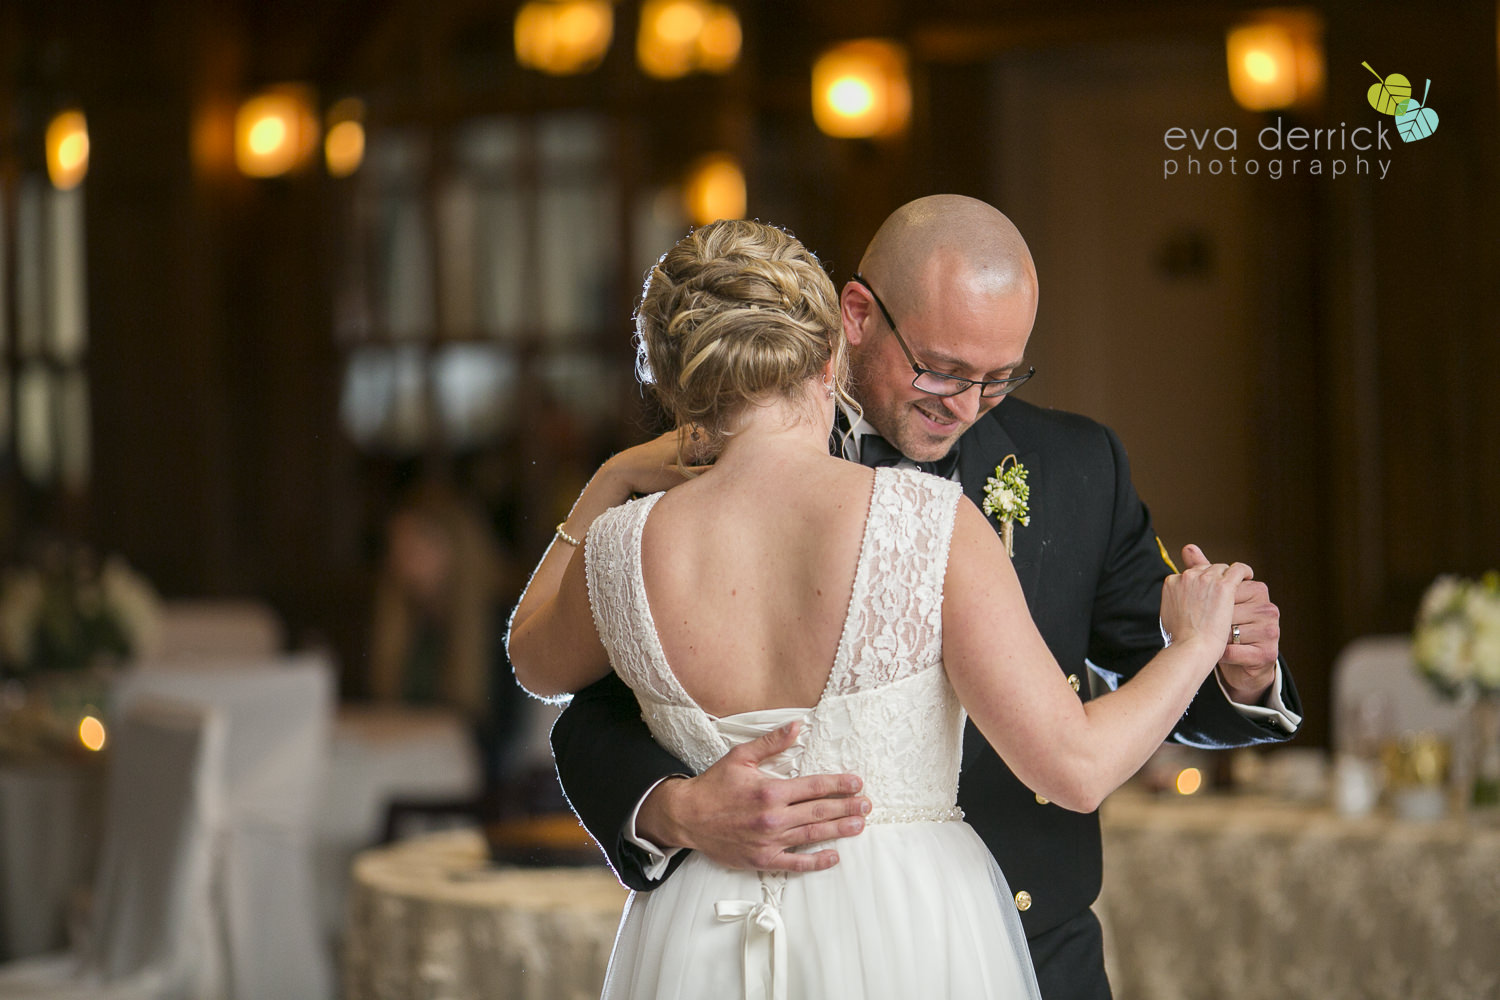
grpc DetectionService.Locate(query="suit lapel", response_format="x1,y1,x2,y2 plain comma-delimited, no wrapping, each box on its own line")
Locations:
959,411,1044,600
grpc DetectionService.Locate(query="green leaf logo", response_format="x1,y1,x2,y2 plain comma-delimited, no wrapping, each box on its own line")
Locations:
1362,61,1412,115
1396,80,1440,142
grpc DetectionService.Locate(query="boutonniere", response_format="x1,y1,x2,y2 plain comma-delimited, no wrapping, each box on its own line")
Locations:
982,454,1031,557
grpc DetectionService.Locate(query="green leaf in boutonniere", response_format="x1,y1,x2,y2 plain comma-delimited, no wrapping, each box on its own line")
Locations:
981,454,1031,557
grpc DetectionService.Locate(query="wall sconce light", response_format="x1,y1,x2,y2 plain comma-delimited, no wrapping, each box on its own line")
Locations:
695,5,742,73
46,110,90,190
638,1,741,79
515,0,614,76
324,98,366,178
811,39,911,139
235,86,319,178
1226,12,1324,112
683,153,746,225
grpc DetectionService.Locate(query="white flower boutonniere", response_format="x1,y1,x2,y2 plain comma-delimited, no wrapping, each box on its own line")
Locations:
981,454,1031,557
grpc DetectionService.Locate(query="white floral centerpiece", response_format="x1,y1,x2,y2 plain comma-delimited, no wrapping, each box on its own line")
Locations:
1413,571,1500,810
1412,572,1500,699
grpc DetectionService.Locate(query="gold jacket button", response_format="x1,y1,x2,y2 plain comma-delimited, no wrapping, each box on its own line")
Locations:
1067,674,1081,692
1034,793,1049,805
1014,890,1032,912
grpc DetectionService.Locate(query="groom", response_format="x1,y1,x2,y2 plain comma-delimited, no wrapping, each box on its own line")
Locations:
550,195,1302,998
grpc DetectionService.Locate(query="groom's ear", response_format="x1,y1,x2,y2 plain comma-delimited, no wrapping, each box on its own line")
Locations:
841,282,873,347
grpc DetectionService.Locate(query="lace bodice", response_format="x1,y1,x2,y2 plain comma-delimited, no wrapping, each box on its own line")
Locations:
585,467,967,823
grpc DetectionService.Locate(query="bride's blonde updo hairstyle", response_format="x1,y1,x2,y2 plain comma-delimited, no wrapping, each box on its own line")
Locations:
635,219,852,463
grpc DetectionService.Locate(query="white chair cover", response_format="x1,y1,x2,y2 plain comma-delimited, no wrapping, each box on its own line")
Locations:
0,760,99,962
0,697,227,1000
1331,634,1465,751
112,653,335,1000
152,600,284,662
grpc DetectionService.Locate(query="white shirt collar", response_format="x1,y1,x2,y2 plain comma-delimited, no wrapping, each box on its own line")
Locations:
837,403,881,463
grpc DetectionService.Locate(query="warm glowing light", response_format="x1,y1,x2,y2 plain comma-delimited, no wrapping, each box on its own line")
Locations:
324,99,366,177
1175,767,1204,796
657,1,704,43
515,1,614,76
1226,16,1324,111
683,153,746,225
828,77,876,117
235,87,319,178
79,715,107,752
1244,50,1279,84
46,110,90,190
325,120,365,177
812,39,911,139
638,0,739,79
695,7,742,71
248,116,287,155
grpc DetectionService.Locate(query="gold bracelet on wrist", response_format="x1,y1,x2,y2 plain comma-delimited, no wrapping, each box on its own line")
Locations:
555,522,582,547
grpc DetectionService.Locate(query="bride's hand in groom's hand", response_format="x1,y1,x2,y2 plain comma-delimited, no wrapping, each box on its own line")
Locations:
637,722,871,873
1161,546,1253,665
1180,543,1281,705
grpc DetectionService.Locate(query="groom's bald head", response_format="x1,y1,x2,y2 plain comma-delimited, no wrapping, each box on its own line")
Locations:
841,195,1040,464
857,195,1038,320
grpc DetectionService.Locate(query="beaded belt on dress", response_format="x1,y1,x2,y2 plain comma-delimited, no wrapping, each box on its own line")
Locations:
866,804,964,825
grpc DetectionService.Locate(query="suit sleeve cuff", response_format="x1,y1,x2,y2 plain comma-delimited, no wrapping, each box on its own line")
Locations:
624,775,690,881
1217,663,1302,734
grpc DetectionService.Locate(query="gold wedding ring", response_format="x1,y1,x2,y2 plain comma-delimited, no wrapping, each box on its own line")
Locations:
1231,624,1242,644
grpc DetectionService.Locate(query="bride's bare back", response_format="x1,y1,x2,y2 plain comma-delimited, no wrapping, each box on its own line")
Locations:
640,452,875,716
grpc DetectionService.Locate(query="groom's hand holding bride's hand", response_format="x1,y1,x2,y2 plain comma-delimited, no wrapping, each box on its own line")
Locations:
1180,543,1281,707
636,722,872,873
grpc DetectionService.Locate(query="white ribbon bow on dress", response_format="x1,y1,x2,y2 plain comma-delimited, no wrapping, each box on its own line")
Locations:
714,892,787,1000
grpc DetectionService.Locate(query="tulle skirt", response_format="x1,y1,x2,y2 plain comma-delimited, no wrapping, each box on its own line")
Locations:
601,819,1041,999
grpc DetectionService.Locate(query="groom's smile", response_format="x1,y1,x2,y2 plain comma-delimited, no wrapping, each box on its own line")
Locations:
844,253,1037,465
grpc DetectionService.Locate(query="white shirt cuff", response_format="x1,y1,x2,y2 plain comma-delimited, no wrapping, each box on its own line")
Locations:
1217,662,1302,734
624,775,688,881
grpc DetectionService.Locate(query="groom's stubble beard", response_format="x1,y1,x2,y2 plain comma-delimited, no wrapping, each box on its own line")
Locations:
848,348,998,464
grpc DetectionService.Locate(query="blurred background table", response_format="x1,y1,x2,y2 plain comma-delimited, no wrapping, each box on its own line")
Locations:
343,828,627,1000
316,704,483,936
1097,791,1500,1000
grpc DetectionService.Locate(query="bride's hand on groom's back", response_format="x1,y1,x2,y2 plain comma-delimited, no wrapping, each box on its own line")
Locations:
636,722,872,873
603,428,714,496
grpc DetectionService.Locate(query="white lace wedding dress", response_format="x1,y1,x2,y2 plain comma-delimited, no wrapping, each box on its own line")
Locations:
585,467,1042,1000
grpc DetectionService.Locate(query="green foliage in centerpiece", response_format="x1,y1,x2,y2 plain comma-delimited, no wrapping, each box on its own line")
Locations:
0,547,160,677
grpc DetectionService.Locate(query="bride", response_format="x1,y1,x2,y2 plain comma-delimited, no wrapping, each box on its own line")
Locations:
507,219,1247,999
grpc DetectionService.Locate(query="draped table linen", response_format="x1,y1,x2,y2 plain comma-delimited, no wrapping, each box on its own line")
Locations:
343,830,628,1000
1097,791,1500,1000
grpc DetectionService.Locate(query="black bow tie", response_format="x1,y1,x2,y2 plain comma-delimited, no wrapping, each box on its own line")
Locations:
857,432,961,480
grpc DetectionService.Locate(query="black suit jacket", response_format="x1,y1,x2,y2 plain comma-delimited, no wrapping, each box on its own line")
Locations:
550,397,1301,937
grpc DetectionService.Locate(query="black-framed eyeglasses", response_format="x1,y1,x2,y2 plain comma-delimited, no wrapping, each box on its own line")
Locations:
850,273,1035,399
